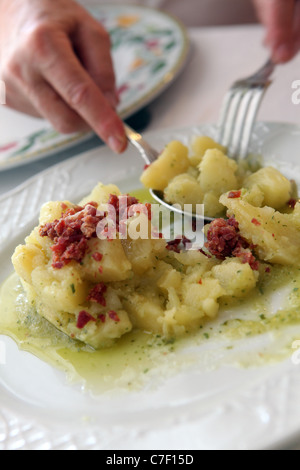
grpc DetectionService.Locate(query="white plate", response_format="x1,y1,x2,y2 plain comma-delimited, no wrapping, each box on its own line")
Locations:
1,122,300,451
0,4,189,172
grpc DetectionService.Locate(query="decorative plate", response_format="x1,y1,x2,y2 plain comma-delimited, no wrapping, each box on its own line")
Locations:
0,4,189,172
1,122,300,450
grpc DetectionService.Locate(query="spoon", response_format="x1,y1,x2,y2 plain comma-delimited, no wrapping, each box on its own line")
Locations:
124,123,214,224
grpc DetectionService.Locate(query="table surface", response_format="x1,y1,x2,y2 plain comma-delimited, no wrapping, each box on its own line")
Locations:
0,24,299,197
0,23,300,450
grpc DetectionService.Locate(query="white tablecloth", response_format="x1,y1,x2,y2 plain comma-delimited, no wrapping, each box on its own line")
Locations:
0,23,299,195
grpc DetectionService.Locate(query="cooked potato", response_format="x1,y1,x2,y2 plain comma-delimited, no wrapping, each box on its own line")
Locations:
79,182,121,207
202,191,226,218
220,192,300,266
139,135,296,219
190,136,227,167
140,141,190,191
31,263,89,312
12,244,46,284
39,201,72,225
244,167,292,210
81,238,132,283
212,259,259,297
198,149,238,194
164,174,204,208
123,292,165,334
242,184,265,207
182,278,225,318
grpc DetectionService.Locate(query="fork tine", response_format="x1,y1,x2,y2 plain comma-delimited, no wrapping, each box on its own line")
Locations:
217,86,241,146
219,87,248,149
217,58,274,160
237,87,265,159
229,86,264,159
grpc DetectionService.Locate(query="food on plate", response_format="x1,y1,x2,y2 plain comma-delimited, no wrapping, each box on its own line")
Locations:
141,136,296,218
9,138,300,354
11,182,270,350
219,190,300,266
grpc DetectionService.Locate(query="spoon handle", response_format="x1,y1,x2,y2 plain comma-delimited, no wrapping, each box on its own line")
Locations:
124,124,160,165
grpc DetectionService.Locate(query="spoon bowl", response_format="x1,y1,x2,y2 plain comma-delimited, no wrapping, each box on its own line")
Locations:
125,123,214,224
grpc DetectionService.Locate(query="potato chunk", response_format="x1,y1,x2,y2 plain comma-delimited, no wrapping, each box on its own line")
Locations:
244,167,292,210
12,244,46,285
31,263,89,313
39,201,72,225
81,238,132,283
190,136,227,167
212,259,258,297
182,278,225,318
221,193,300,265
198,149,238,194
79,182,121,206
140,141,190,191
164,174,204,208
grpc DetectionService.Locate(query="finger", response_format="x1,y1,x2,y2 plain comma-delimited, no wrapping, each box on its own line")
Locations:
2,76,42,117
25,78,91,134
5,91,41,117
39,33,127,153
254,0,296,62
270,0,296,62
293,0,300,54
73,19,119,108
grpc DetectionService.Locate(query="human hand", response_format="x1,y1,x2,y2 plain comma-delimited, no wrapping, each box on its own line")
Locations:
253,0,300,63
0,0,127,153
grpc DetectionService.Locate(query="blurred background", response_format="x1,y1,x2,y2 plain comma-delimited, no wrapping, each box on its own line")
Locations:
79,0,258,26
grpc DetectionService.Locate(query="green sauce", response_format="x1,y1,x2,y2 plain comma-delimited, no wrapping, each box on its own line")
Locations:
128,188,156,204
0,273,185,394
1,265,300,394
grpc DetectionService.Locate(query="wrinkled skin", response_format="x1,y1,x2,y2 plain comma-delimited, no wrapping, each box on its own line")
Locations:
0,0,127,153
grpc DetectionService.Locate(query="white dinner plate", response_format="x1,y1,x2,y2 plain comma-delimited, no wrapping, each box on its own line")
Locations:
1,122,300,451
0,3,189,172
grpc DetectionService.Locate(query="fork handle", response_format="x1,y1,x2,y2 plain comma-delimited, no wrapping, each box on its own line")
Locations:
248,57,275,84
124,124,159,165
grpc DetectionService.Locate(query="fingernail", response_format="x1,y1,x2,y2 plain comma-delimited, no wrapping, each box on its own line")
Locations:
108,134,127,153
273,44,294,63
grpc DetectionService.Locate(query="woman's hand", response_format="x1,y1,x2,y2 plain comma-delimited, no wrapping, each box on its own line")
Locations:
253,0,300,63
0,0,127,153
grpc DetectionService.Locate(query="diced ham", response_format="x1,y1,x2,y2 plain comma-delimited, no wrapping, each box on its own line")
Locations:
77,311,96,329
87,283,107,307
40,202,103,268
205,217,259,270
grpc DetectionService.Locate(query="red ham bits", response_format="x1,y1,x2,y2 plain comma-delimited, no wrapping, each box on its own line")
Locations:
77,311,96,329
205,217,259,270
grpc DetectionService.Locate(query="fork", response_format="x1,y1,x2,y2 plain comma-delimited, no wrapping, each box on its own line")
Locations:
124,123,159,166
217,58,275,160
